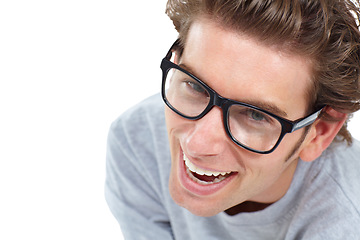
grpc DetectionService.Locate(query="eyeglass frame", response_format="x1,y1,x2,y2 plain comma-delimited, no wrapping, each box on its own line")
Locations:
160,39,325,154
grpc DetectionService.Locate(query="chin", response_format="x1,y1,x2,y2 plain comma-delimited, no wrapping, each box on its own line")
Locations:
185,205,222,217
169,178,225,217
173,193,223,217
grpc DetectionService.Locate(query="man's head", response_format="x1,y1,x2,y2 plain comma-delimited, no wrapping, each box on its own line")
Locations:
166,0,360,142
163,0,360,216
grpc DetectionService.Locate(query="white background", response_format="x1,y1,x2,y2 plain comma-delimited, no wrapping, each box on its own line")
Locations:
0,1,359,239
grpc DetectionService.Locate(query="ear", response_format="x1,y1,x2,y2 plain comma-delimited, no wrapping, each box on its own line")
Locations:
299,107,347,162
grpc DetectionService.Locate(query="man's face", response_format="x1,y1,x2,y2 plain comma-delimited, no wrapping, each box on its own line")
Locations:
165,18,313,217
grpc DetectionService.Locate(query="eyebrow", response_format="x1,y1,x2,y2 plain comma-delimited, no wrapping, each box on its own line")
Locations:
241,100,288,118
178,63,289,119
178,63,197,76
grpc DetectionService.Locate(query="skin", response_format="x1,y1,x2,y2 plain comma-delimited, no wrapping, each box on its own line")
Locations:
165,18,347,217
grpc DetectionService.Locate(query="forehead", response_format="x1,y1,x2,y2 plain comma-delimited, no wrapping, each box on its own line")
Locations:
181,18,314,119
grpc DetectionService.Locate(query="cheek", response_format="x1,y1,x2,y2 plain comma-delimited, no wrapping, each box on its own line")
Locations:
165,107,194,144
165,107,182,135
241,140,298,183
244,157,283,183
277,129,307,157
165,108,181,167
165,108,179,146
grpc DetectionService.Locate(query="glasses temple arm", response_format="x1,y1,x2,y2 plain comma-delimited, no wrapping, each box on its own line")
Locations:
291,107,325,133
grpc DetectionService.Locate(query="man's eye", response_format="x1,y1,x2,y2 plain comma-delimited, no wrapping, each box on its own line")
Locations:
251,111,265,121
250,110,266,121
186,81,207,94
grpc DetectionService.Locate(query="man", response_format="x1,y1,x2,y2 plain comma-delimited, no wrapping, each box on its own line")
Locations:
105,0,360,239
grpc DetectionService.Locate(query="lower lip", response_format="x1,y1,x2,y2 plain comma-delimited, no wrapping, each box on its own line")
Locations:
178,150,236,196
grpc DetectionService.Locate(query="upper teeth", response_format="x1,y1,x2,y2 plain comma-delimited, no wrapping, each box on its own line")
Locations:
183,154,231,177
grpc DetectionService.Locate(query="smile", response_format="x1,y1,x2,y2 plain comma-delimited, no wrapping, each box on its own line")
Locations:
183,153,233,185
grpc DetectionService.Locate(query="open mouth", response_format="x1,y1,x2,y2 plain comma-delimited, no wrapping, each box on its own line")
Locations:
183,153,234,185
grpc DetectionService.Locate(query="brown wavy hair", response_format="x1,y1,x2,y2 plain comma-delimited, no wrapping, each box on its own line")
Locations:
166,0,360,144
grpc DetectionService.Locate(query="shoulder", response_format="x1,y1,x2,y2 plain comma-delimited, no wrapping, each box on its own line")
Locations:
109,93,167,147
323,140,360,209
106,93,170,195
321,139,360,204
105,95,173,237
290,140,360,238
325,138,360,164
106,93,169,177
110,93,165,134
309,139,360,212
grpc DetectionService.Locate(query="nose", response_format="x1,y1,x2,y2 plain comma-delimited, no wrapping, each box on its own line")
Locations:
184,107,229,157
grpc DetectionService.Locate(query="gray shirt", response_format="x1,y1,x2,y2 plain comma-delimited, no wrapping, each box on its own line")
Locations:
105,94,360,239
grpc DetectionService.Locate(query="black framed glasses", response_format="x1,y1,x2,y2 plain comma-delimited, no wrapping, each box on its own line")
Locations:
160,40,325,154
